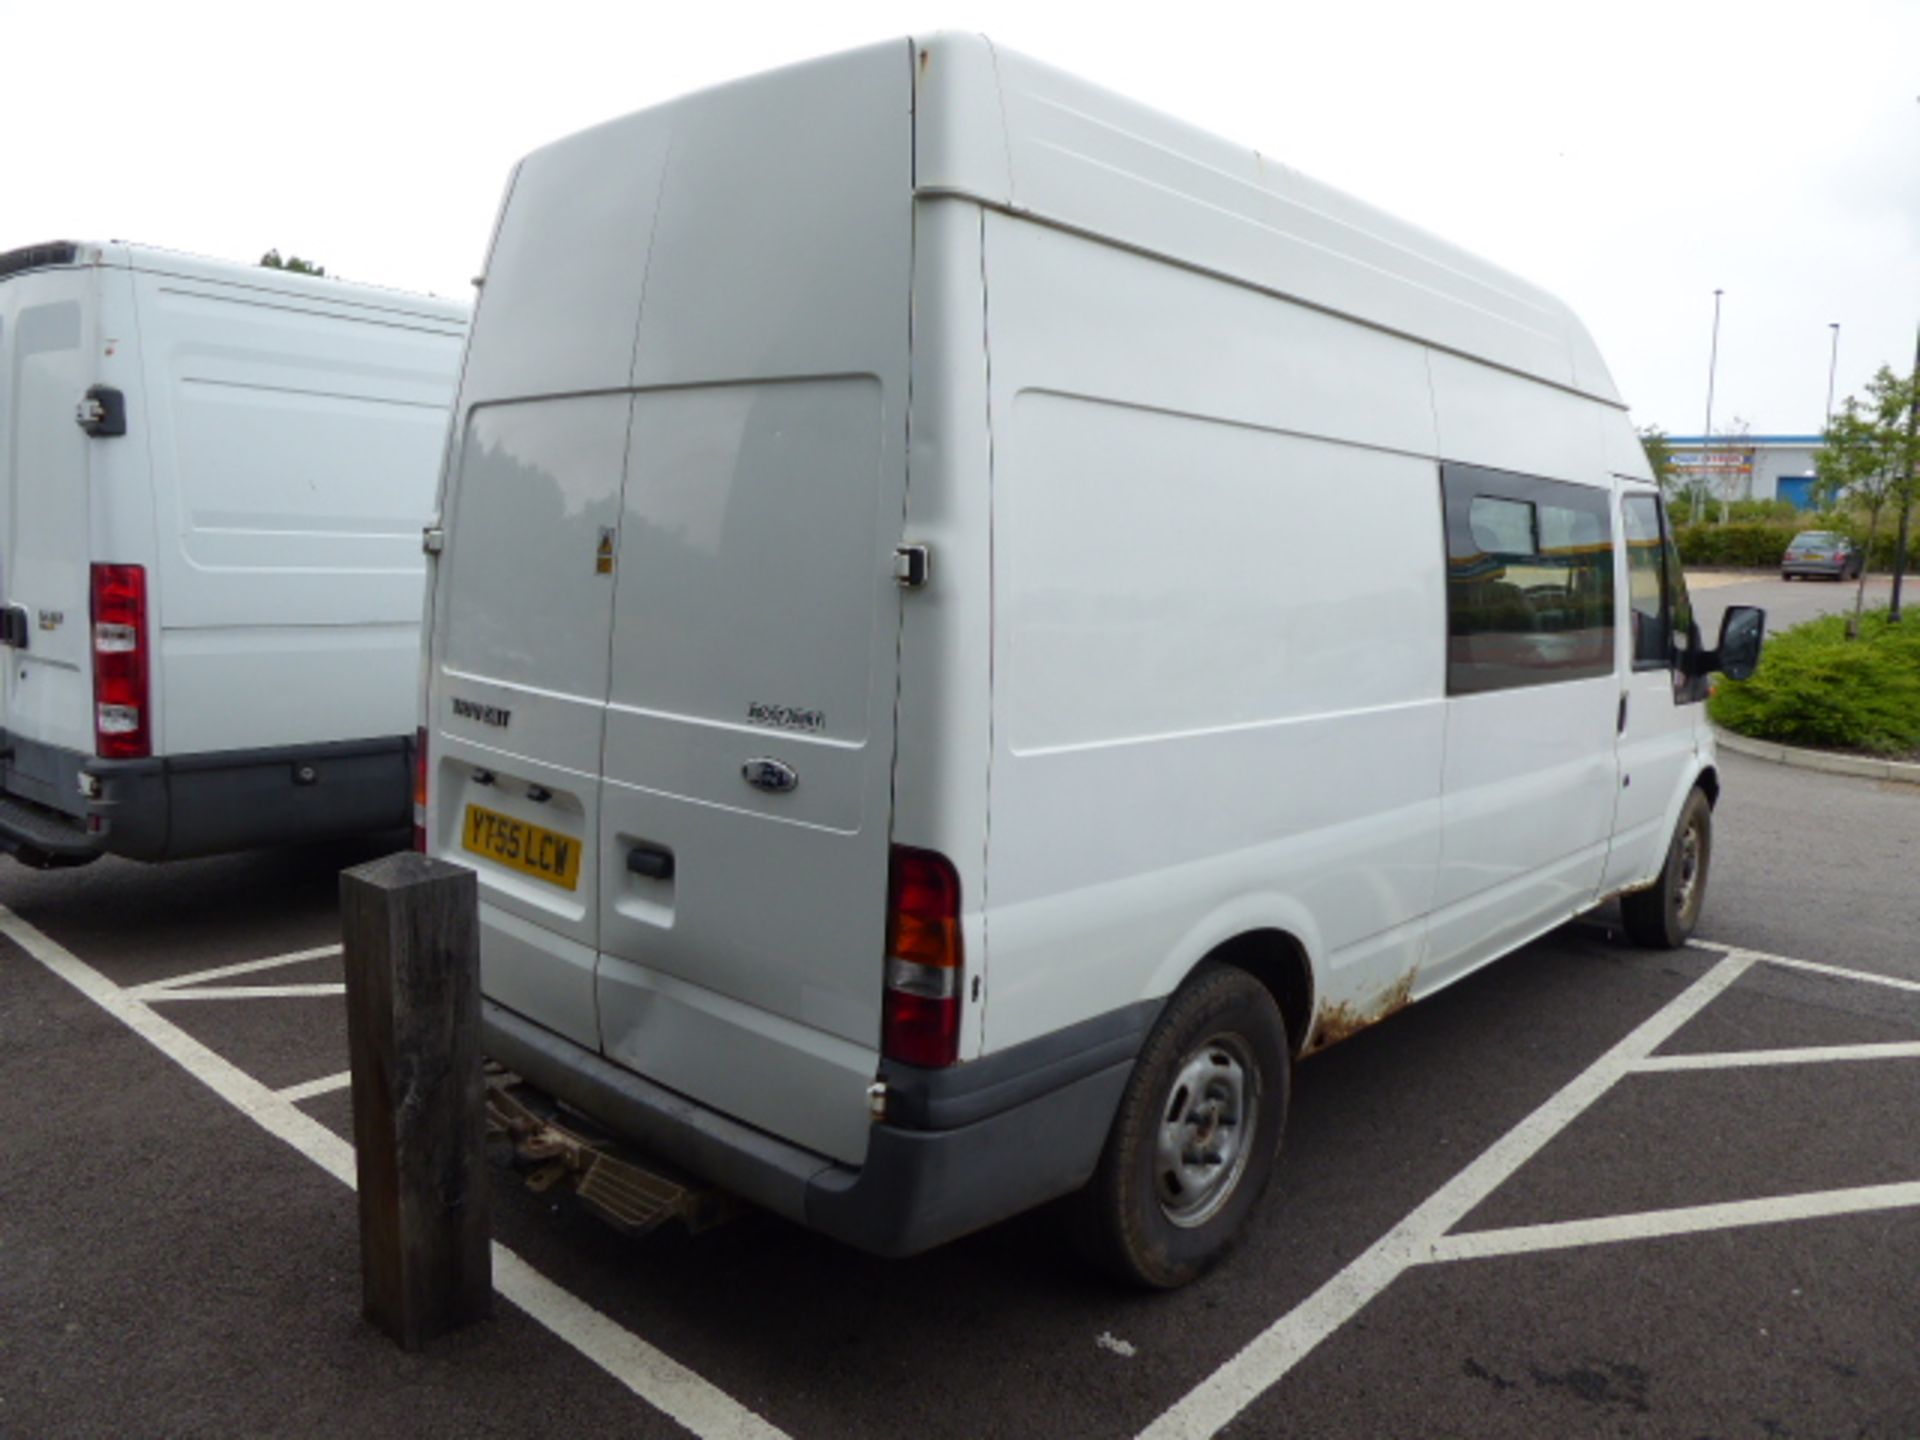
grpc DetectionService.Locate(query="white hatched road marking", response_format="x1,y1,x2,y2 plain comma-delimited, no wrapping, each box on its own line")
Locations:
1430,1182,1920,1262
7,890,1914,1440
1634,1041,1920,1071
277,1070,352,1103
1691,940,1920,995
128,944,343,996
0,904,789,1440
143,984,347,1002
1141,945,1920,1439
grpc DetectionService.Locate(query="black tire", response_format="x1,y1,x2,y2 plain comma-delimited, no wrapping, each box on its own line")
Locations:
1621,788,1713,948
1069,965,1290,1288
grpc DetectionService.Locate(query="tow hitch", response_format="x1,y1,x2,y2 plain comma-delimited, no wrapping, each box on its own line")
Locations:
484,1066,746,1237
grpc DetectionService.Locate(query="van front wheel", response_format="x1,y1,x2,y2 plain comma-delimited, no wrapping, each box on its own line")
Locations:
1072,965,1289,1288
1621,788,1713,948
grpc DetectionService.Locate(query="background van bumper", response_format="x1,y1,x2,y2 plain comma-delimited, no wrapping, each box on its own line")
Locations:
0,731,411,863
483,998,1152,1257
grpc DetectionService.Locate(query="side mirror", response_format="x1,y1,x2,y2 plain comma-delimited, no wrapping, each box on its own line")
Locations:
1709,605,1766,682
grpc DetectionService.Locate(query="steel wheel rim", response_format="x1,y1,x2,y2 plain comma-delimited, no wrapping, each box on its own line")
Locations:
1154,1033,1259,1229
1673,818,1704,921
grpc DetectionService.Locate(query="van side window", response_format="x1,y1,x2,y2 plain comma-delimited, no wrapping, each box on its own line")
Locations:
1623,494,1669,667
1442,463,1616,695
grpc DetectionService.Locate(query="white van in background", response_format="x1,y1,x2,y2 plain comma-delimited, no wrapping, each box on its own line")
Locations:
0,241,468,866
420,37,1763,1287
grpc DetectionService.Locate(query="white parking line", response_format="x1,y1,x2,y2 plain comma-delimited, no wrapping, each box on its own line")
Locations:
1431,1181,1920,1262
1691,941,1920,996
1635,1041,1920,1071
1138,951,1757,1440
128,944,343,997
278,1071,352,1103
0,905,789,1440
1141,940,1920,1438
142,984,347,1002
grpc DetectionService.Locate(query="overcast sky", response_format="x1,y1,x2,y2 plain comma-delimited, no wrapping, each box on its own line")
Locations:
8,0,1915,437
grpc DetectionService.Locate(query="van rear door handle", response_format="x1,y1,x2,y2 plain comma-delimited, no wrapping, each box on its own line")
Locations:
627,844,674,880
1617,693,1629,733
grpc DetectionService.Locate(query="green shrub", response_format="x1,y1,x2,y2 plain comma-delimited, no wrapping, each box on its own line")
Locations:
1725,499,1803,523
1673,513,1919,572
1675,522,1795,568
1709,608,1920,755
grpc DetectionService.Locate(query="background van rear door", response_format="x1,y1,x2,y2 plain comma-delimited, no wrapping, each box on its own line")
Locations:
1,271,95,759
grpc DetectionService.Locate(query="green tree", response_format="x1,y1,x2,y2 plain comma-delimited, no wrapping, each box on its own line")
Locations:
259,248,326,277
1816,365,1920,637
1638,426,1678,493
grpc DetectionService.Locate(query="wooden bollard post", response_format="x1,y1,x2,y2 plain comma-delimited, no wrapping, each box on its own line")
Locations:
340,852,492,1349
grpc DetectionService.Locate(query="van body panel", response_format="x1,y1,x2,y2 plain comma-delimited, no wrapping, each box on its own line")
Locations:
911,34,1622,406
891,197,996,1061
457,127,665,407
595,40,913,1164
433,403,626,1048
0,240,465,862
1423,356,1619,984
1604,481,1708,893
428,37,1724,1257
978,210,1446,1050
430,40,914,1165
2,271,95,757
158,622,419,753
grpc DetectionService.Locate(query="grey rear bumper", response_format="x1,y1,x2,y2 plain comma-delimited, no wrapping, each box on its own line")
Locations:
482,998,1154,1258
0,731,412,863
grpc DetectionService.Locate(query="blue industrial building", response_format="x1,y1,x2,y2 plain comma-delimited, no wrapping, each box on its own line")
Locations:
1664,435,1825,508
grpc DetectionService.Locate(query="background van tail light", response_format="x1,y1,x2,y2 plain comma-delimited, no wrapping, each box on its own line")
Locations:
90,564,149,760
412,726,428,852
883,846,963,1068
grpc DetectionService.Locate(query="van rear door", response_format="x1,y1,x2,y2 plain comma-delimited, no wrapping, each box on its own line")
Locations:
1,263,96,762
429,114,670,1048
592,44,913,1167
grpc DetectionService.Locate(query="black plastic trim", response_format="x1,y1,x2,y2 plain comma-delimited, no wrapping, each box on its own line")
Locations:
0,732,412,862
0,241,82,282
80,384,127,437
626,843,674,880
880,997,1160,1130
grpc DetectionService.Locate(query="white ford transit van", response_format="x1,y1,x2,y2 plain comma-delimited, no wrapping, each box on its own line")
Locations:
0,242,467,865
421,37,1763,1286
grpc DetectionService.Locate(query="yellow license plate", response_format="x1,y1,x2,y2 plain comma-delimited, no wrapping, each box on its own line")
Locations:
462,803,582,891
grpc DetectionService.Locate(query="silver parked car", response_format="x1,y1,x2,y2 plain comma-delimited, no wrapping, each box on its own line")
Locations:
1781,531,1863,581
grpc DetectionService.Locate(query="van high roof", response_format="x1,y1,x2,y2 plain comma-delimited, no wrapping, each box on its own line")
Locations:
910,34,1620,406
0,238,467,323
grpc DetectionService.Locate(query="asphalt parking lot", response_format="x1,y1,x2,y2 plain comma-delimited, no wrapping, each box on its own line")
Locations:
3,745,1916,1439
1688,567,1904,639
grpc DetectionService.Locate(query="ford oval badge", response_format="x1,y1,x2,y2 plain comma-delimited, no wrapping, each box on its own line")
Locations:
742,758,799,794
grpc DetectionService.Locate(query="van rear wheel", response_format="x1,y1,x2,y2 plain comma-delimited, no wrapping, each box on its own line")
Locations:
1621,788,1712,949
1071,965,1289,1288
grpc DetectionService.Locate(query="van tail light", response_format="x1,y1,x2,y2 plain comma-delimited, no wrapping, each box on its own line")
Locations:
90,564,150,760
882,846,963,1068
412,726,428,852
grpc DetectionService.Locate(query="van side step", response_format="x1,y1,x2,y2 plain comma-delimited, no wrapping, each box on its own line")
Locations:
484,1068,745,1236
0,793,102,865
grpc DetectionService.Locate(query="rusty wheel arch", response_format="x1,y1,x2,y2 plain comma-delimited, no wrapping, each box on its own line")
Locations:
1197,929,1315,1058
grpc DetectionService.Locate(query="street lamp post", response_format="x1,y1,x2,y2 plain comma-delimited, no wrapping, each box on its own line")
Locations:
1702,289,1724,516
1824,322,1841,432
1892,322,1918,624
